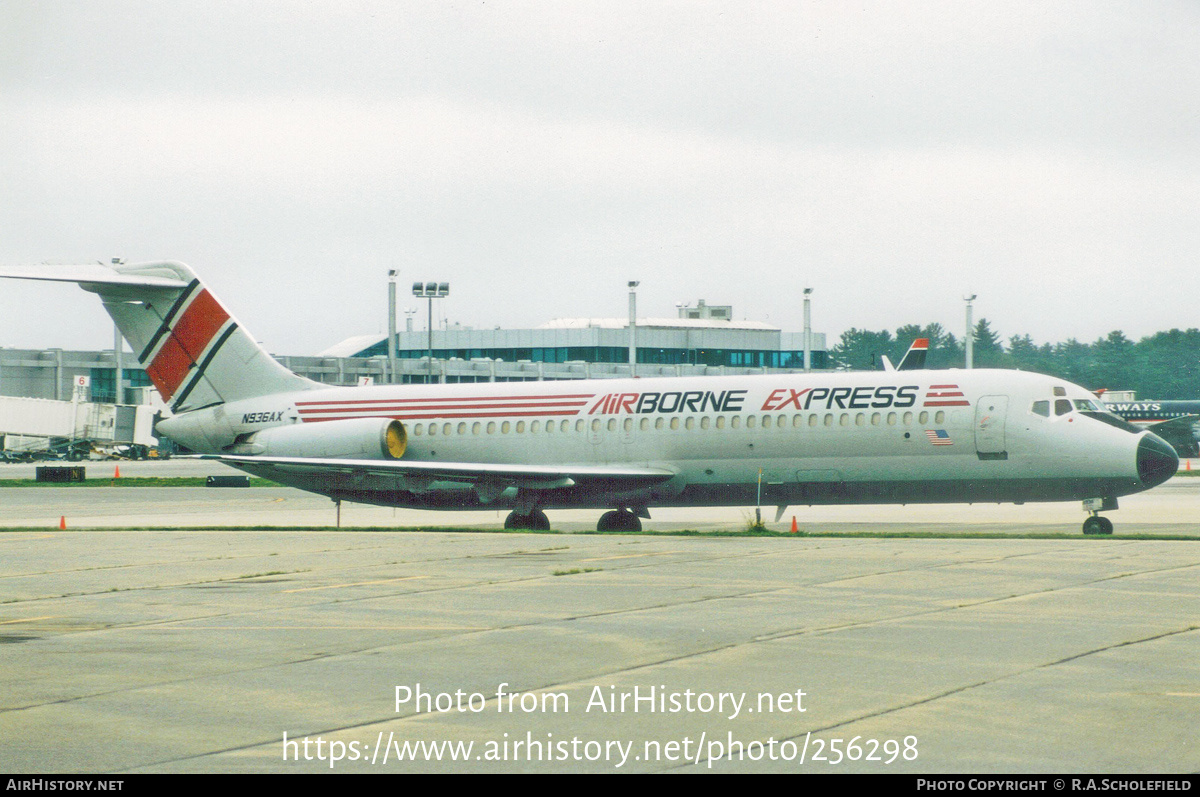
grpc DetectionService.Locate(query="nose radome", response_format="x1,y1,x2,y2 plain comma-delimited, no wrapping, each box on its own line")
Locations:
1137,433,1179,488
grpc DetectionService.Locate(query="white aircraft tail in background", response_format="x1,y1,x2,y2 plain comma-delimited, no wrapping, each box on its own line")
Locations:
881,337,929,371
0,261,1178,535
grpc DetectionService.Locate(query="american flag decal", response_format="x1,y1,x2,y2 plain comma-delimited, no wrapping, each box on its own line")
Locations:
925,429,954,446
923,384,970,407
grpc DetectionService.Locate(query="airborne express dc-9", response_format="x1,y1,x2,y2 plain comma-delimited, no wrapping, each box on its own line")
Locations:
0,261,1178,535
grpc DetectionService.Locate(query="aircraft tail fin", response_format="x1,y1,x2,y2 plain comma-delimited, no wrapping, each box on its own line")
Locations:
0,261,320,411
896,338,929,371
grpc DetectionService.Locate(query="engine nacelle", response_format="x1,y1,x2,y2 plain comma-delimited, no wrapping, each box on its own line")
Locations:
243,418,406,460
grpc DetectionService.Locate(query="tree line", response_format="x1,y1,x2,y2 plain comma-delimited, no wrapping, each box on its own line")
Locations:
830,320,1200,400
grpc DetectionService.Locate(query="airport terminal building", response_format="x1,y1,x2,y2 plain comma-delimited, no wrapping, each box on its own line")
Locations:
0,304,828,403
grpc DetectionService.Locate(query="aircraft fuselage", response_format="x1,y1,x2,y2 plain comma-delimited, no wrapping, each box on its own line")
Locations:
158,368,1174,513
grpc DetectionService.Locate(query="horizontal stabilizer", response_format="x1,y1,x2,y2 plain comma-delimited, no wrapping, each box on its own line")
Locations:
0,263,189,290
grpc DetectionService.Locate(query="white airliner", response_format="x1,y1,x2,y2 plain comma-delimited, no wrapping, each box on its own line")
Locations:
0,261,1179,535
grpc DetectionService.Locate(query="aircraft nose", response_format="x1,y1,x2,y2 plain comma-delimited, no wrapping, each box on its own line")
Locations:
1137,433,1178,488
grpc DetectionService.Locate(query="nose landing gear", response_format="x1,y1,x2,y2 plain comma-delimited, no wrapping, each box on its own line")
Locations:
1081,497,1117,535
1082,515,1114,535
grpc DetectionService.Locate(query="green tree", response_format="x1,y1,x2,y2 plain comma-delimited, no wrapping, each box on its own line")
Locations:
1007,334,1054,374
970,318,1005,367
831,328,894,370
1091,331,1137,391
1135,329,1200,398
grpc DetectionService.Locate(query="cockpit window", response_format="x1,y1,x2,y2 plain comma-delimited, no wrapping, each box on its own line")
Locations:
1032,400,1050,417
1055,399,1072,416
1074,399,1104,412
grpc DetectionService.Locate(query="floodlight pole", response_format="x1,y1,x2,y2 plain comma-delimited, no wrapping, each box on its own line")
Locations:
964,294,977,369
387,269,398,384
803,287,813,373
628,281,639,378
413,281,450,384
112,258,124,403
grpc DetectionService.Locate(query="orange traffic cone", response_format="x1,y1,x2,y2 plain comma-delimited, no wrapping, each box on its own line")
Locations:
114,465,121,478
1187,460,1192,472
790,516,798,533
59,516,66,530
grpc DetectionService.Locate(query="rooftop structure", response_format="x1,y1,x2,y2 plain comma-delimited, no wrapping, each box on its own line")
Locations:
321,302,827,372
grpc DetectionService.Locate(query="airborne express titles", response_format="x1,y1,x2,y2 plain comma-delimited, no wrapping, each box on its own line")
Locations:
587,385,923,415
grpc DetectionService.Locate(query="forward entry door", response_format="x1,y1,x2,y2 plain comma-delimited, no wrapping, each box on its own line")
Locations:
975,395,1009,459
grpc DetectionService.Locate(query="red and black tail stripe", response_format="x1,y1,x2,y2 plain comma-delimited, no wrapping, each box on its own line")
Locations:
138,282,236,407
168,323,239,411
138,278,201,363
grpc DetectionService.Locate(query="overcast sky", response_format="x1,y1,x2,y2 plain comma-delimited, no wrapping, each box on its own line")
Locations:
2,1,1198,356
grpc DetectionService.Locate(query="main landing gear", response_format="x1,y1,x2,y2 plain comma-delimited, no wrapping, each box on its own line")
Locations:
503,509,550,531
596,509,642,532
503,508,646,531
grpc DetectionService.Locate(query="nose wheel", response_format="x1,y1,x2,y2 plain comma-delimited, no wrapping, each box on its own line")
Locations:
1082,497,1117,535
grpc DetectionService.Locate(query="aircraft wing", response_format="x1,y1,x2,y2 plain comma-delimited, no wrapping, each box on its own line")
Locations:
1142,415,1200,456
201,454,677,491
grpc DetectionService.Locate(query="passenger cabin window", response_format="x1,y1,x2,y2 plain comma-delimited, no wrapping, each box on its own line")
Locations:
1032,400,1050,417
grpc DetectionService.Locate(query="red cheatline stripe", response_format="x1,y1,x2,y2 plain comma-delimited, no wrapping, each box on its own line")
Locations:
302,410,583,422
926,391,965,397
298,401,588,414
928,384,959,389
295,394,595,407
923,400,971,406
144,290,230,400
